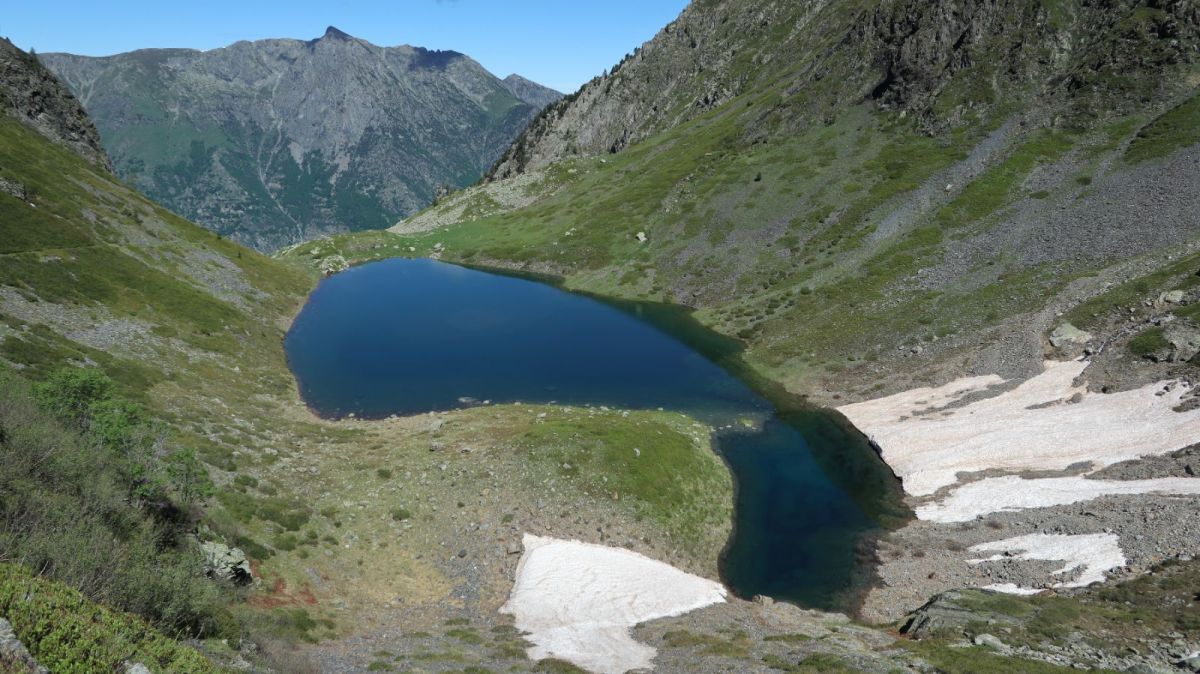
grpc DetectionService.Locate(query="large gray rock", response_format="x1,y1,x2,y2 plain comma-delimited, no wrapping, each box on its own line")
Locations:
0,618,49,674
901,589,1022,639
1049,322,1094,356
973,633,1009,652
1164,321,1200,363
201,541,252,585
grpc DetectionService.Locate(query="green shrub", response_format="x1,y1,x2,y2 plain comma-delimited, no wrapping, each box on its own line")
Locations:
32,366,113,427
0,368,229,637
0,563,218,673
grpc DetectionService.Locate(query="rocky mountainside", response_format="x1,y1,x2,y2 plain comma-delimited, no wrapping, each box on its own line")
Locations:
292,2,1200,669
501,73,564,109
40,28,559,250
491,0,1199,177
0,38,108,170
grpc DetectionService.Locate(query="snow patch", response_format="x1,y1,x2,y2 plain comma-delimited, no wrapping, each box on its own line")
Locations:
500,534,726,674
968,533,1126,593
916,475,1200,522
838,360,1200,496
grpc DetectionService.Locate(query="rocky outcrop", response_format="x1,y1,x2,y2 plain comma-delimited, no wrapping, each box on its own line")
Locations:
0,39,109,171
1162,320,1200,362
900,589,1022,638
200,541,252,585
41,28,559,250
1049,322,1094,357
0,618,48,674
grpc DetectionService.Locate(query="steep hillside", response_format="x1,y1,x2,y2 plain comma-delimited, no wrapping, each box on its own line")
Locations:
491,0,1199,177
40,28,560,250
287,3,1200,668
294,0,1200,406
0,37,751,672
0,38,108,170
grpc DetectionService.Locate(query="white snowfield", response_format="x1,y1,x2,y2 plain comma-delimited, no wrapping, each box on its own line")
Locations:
968,533,1126,594
500,534,726,674
838,359,1200,497
917,475,1200,522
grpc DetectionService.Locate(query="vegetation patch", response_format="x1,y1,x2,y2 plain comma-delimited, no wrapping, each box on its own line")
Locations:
515,411,732,558
1124,92,1200,163
0,563,217,673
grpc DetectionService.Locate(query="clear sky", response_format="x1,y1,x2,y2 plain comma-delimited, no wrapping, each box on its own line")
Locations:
2,0,690,93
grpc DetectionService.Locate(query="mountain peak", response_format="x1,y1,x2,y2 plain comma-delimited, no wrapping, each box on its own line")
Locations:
321,26,352,41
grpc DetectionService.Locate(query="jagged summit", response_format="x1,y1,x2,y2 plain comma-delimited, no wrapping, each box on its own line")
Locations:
322,25,353,41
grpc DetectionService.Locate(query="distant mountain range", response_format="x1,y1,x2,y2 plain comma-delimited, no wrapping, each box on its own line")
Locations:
40,27,560,250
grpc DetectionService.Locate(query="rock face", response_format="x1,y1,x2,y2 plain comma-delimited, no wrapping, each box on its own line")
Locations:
200,541,252,585
0,38,109,170
40,28,560,250
0,618,48,674
489,0,1200,178
900,589,1021,638
1163,320,1200,362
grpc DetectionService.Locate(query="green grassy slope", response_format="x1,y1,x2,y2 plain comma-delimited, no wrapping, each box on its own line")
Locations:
0,43,738,667
290,0,1200,402
0,563,219,674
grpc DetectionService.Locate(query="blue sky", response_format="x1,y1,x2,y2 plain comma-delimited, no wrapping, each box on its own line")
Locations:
2,1,689,93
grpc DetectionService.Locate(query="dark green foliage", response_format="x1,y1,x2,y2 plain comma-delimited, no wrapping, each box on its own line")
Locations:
1125,92,1200,164
217,490,311,530
0,564,218,673
1128,327,1169,357
33,366,112,426
0,367,229,637
534,660,590,674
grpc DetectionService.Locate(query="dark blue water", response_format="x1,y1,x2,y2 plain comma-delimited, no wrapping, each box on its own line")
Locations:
285,258,906,609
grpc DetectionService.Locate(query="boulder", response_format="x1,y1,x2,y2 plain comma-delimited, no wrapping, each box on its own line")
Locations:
0,618,48,674
973,633,1008,651
201,541,253,585
901,589,1021,639
1155,290,1185,308
1163,321,1200,362
1048,322,1093,356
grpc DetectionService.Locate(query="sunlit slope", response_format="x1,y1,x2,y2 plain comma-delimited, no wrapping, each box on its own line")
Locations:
287,0,1200,401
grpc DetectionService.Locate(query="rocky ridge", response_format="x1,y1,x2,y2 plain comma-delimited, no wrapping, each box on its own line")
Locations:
0,38,108,170
490,0,1199,178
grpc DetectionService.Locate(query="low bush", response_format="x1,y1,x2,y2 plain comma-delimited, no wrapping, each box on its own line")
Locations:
0,366,228,638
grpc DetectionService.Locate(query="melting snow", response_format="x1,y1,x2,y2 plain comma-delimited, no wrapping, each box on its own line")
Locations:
838,359,1200,497
500,534,726,674
968,533,1126,593
916,475,1200,522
